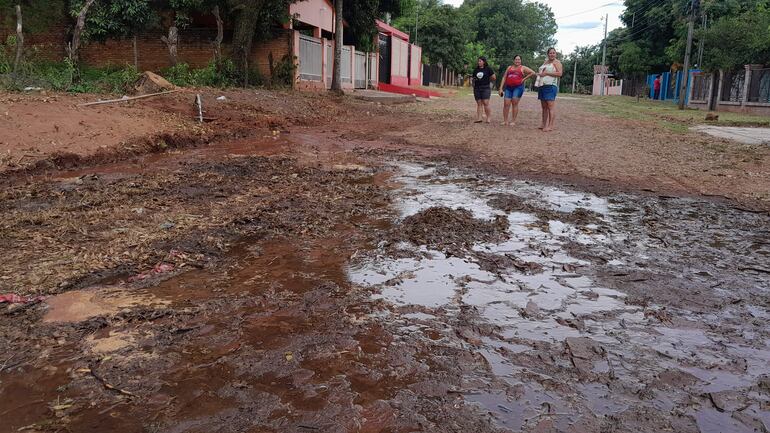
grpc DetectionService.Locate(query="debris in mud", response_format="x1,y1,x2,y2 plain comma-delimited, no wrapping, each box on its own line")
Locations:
487,193,530,213
0,294,45,304
127,262,175,282
395,206,509,252
487,193,604,228
473,251,544,275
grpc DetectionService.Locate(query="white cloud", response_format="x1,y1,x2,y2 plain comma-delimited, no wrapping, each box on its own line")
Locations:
441,0,626,54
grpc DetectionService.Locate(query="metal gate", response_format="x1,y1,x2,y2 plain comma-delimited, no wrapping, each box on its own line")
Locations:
378,33,391,84
341,46,352,83
354,51,366,89
298,35,322,82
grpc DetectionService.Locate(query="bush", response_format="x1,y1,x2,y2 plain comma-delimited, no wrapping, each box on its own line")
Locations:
162,60,238,88
270,54,295,88
0,53,139,94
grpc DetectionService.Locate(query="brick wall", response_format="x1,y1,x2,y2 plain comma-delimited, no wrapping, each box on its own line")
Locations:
1,22,292,80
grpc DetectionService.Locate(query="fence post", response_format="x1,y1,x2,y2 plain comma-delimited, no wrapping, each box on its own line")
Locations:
715,70,724,107
741,64,751,109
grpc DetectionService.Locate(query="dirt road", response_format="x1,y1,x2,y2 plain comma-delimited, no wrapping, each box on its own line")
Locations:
1,89,769,433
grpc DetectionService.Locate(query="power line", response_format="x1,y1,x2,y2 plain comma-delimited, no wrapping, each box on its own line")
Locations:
625,0,669,21
555,2,622,20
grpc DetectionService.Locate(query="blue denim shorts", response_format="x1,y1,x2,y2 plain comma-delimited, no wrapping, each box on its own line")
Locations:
503,84,525,99
537,85,558,101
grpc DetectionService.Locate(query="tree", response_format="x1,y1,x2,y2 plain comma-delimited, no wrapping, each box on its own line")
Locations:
169,0,228,63
394,0,469,71
343,0,402,49
618,41,650,76
331,0,343,92
69,0,157,69
463,41,496,75
67,0,97,67
463,0,556,66
560,44,601,92
700,4,770,71
227,0,295,85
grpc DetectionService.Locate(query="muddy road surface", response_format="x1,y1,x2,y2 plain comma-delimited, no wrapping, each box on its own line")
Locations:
1,90,769,433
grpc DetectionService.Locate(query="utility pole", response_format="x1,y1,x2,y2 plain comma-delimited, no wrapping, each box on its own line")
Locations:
572,56,578,93
678,0,696,109
600,13,608,96
696,13,706,67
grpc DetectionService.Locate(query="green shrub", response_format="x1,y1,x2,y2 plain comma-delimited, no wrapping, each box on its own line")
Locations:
270,54,295,88
162,59,239,88
0,58,138,94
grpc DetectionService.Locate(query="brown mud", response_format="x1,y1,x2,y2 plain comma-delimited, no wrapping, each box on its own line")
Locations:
1,90,769,433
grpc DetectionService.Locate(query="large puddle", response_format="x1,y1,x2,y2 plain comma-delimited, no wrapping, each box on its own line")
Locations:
348,161,770,432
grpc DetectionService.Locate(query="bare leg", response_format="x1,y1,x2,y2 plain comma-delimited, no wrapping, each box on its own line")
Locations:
484,100,492,123
476,100,483,122
539,100,547,129
544,101,556,131
502,99,511,124
511,99,520,125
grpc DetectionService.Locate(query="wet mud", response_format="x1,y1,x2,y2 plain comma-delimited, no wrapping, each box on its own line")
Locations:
2,133,769,433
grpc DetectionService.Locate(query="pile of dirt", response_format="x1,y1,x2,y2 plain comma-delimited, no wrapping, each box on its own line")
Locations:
395,207,509,252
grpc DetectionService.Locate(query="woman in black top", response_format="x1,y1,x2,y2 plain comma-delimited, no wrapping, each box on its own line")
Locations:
472,57,496,123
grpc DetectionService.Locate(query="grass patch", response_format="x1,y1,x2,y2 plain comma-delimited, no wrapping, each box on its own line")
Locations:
1,60,140,94
587,96,770,133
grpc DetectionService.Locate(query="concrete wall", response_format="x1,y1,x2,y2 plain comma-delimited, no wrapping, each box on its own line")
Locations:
0,22,292,81
687,66,770,116
290,0,335,34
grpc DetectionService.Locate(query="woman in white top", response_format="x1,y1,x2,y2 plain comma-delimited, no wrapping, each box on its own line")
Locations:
535,48,562,132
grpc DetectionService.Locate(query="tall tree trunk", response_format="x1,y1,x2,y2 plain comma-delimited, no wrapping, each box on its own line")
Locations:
132,34,138,70
13,4,23,74
230,0,263,86
331,0,343,92
161,25,179,66
67,0,96,66
212,5,224,64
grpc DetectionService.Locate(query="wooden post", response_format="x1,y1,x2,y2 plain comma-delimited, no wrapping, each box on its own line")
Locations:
13,4,23,74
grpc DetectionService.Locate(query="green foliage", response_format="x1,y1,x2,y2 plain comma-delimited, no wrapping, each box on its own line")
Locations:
0,35,14,74
700,4,770,71
560,45,601,92
170,0,226,28
618,41,650,76
463,0,556,66
270,54,296,87
69,0,158,41
162,60,239,88
1,0,68,34
1,60,139,93
394,0,470,70
463,41,497,75
616,0,770,74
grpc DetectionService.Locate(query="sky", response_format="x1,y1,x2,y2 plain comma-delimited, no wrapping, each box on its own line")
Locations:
443,0,626,53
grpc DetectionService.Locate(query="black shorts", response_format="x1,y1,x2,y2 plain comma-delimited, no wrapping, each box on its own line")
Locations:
474,85,492,101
